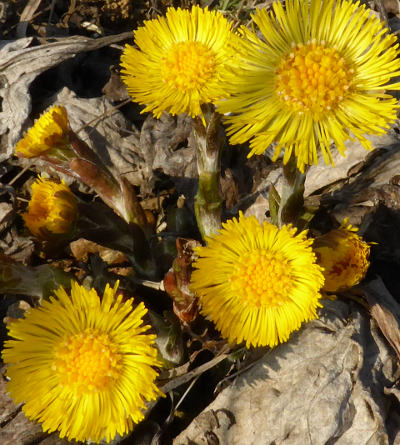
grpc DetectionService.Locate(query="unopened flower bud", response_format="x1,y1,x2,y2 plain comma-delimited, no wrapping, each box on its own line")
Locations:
23,177,78,239
314,220,370,292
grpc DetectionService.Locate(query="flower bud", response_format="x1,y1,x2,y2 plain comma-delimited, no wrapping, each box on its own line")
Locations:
23,177,78,239
314,220,370,292
15,106,70,159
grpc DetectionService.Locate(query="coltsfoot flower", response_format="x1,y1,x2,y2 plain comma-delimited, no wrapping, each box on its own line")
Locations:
15,106,70,158
2,281,162,443
314,220,371,292
218,0,400,172
120,6,236,120
190,213,325,348
23,176,78,239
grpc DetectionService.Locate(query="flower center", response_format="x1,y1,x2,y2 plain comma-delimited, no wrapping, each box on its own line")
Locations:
53,329,123,394
162,41,216,92
276,41,353,116
230,249,293,308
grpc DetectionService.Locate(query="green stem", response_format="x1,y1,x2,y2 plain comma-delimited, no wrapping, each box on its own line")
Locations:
192,105,223,239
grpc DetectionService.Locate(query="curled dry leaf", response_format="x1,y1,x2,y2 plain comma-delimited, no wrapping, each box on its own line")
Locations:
69,238,127,265
163,238,201,324
356,277,400,361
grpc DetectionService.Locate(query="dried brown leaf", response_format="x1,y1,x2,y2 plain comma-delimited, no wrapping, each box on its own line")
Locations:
174,299,400,444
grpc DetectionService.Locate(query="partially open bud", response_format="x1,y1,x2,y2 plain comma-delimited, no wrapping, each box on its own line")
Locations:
313,220,370,292
23,177,78,240
15,106,71,159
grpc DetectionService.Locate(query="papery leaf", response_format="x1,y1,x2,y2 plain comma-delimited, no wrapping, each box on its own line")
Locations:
163,238,201,323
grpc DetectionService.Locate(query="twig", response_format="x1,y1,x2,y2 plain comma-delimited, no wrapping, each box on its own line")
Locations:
16,0,42,38
75,98,131,134
160,345,231,394
151,375,201,445
8,166,30,187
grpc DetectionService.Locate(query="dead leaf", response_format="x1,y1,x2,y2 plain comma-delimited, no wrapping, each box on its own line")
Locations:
137,113,195,195
16,0,42,38
163,238,201,324
383,0,400,15
304,133,399,196
70,238,127,264
102,66,129,102
0,230,34,265
174,298,400,444
243,193,269,222
358,277,400,361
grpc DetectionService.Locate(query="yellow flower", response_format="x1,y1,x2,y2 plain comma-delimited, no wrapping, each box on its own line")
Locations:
314,220,370,292
120,6,236,120
23,177,78,239
15,106,70,158
2,281,162,443
217,0,400,172
190,213,324,348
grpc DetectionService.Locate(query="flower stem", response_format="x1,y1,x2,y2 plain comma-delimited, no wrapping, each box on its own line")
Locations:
277,156,307,228
192,104,223,239
68,130,148,228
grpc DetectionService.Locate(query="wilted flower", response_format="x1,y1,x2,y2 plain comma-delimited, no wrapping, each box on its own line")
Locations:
2,281,162,443
314,220,370,292
120,6,236,120
190,213,324,348
217,0,400,172
23,177,78,239
15,106,70,158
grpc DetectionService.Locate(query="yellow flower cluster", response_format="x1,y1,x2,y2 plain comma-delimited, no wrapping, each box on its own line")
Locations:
6,2,384,442
16,2,400,171
120,1,400,171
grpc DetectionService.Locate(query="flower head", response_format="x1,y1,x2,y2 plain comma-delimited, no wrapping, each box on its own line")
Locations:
15,106,70,158
190,213,324,348
120,6,236,120
23,177,78,239
2,281,162,443
217,0,400,172
314,220,370,292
